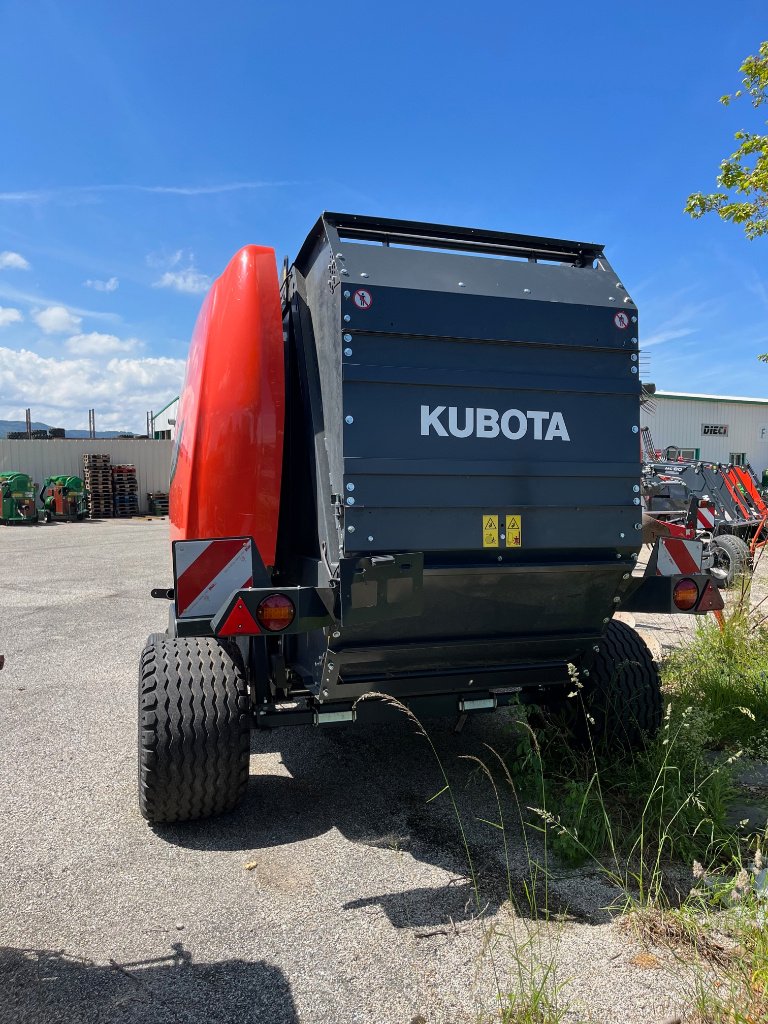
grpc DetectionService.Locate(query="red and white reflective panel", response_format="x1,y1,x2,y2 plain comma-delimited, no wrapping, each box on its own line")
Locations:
174,538,253,618
697,505,716,530
656,538,703,577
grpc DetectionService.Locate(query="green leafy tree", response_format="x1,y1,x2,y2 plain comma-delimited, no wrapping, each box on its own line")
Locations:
685,41,768,240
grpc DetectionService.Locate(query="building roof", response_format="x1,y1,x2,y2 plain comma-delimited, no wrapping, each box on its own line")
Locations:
655,390,768,407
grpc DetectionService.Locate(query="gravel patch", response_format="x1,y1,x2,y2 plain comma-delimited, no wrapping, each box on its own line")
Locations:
0,520,758,1023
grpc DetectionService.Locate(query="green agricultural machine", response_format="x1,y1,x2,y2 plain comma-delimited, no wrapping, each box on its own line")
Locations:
0,472,39,524
40,475,87,522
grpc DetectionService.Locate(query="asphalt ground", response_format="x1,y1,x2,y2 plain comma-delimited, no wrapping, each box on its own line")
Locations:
0,520,715,1023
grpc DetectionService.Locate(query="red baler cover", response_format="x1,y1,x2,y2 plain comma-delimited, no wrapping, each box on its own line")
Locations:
169,246,284,569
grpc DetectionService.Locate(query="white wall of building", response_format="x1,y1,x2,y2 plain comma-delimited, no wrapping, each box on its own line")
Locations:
641,392,768,474
151,397,179,440
0,439,173,512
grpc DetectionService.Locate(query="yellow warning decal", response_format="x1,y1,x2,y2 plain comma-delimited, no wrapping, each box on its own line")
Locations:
482,514,499,548
506,514,522,548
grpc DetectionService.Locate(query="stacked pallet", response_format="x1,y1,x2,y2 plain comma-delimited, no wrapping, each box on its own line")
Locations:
112,464,139,518
147,491,169,516
83,454,113,518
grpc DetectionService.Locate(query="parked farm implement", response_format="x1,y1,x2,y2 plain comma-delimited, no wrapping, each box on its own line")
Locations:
139,212,725,824
39,476,88,522
0,472,39,524
642,457,767,587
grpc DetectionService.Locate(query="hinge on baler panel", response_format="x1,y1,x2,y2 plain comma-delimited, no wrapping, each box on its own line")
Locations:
331,493,346,538
328,256,339,293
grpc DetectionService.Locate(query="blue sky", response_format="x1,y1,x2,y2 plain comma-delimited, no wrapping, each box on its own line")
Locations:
0,1,766,430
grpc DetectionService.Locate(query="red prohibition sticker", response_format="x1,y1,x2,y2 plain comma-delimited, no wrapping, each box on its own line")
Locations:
614,311,629,329
353,289,373,310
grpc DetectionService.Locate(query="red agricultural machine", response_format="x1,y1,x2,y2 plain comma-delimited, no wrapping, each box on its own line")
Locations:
39,476,87,523
642,443,767,587
139,213,723,824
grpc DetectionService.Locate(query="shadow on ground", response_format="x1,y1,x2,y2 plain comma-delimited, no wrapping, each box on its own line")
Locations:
152,711,579,927
0,943,297,1024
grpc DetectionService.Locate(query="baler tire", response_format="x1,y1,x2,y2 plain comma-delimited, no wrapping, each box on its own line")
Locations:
550,620,662,752
586,620,663,750
710,534,751,589
138,637,251,824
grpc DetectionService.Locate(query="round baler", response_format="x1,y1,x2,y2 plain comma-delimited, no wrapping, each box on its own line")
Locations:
139,212,724,824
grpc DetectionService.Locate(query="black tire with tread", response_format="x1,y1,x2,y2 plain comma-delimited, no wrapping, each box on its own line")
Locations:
710,534,751,589
138,637,251,823
587,619,662,749
552,620,662,751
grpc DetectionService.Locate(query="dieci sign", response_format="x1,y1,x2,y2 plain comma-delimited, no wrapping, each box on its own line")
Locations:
702,424,729,437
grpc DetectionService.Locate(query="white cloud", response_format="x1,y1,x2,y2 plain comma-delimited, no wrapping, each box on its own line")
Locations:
0,251,30,270
154,268,211,294
0,306,22,327
0,282,119,322
83,276,119,292
149,249,211,294
33,305,83,334
0,346,185,431
0,181,295,204
146,249,185,270
642,327,697,348
66,331,139,356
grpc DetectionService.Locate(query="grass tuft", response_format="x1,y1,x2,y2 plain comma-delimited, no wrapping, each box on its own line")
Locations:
664,610,768,756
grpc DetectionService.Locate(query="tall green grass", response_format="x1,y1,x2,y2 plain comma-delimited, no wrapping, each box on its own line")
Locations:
664,610,768,755
356,599,768,1022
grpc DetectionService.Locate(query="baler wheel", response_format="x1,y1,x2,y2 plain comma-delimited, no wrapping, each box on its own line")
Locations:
138,637,251,823
586,620,663,750
550,620,662,752
710,534,751,589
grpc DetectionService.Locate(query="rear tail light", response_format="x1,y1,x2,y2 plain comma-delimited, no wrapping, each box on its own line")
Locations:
256,594,296,632
673,578,699,611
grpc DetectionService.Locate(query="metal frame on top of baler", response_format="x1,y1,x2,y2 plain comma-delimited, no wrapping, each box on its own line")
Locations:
297,211,606,267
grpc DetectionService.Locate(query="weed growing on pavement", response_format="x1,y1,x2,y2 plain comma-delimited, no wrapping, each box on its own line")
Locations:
356,594,767,1024
624,836,768,1024
517,699,738,902
355,693,572,1024
664,609,768,756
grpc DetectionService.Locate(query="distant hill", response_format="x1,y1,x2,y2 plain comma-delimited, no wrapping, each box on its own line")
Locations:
0,419,135,439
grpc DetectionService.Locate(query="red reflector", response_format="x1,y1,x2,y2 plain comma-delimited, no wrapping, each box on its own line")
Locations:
256,594,296,632
696,579,725,613
217,598,260,636
673,578,699,611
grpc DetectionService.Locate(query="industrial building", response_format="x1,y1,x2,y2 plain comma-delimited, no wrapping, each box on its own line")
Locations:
641,390,768,475
150,397,179,440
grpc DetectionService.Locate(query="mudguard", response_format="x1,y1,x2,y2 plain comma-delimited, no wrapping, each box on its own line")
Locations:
169,246,284,568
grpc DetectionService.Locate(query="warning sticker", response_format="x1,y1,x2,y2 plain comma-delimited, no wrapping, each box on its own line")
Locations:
482,514,499,548
614,311,629,329
506,514,522,548
353,289,372,310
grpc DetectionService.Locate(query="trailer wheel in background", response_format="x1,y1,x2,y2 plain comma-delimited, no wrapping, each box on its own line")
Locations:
549,620,662,752
138,637,251,824
710,534,751,589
